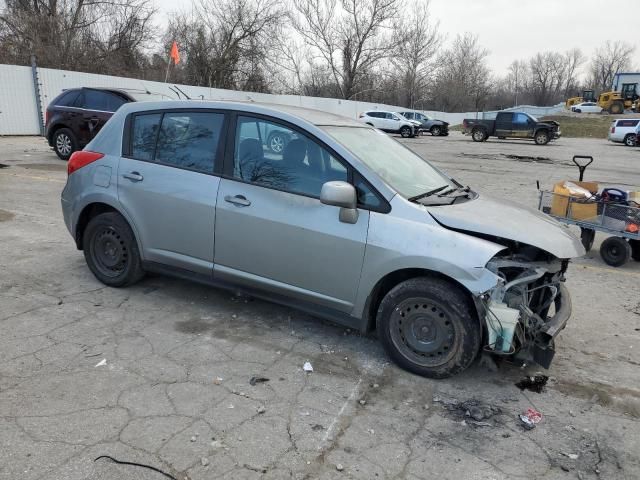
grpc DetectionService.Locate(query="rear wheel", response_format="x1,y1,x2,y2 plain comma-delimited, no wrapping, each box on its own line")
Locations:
574,109,582,113
83,212,145,287
53,128,77,160
430,125,442,136
400,126,412,138
534,130,550,145
624,134,636,147
377,277,481,378
471,128,486,142
599,236,631,267
580,228,595,252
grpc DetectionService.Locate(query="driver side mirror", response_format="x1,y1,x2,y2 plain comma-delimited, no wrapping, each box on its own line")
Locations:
320,181,359,224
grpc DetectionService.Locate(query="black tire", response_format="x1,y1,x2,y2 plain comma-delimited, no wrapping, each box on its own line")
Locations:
498,136,506,139
580,228,595,252
471,128,486,142
83,212,145,287
53,127,77,160
400,126,412,138
430,125,442,136
629,239,640,261
377,277,481,378
599,236,631,267
534,130,550,145
624,134,636,147
610,102,624,115
574,109,581,113
267,131,288,153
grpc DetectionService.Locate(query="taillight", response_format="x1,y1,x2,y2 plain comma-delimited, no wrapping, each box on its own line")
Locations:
611,126,615,133
67,151,104,176
358,113,365,118
45,110,51,126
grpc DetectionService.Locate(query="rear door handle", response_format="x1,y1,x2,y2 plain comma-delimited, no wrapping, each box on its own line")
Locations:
122,171,143,182
224,194,251,207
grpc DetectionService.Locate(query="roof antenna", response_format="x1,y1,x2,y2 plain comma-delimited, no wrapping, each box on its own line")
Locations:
139,81,152,95
173,85,191,100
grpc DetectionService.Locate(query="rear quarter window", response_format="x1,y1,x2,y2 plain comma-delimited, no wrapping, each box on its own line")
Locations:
131,113,162,161
617,120,639,127
54,90,80,107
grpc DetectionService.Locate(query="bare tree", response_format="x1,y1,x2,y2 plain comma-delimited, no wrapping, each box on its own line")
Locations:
528,51,565,105
562,48,584,97
431,33,490,112
588,40,636,92
292,0,400,99
390,0,440,108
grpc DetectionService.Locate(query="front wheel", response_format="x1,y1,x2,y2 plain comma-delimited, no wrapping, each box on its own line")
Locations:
599,236,631,267
430,125,442,136
83,212,145,287
471,129,486,142
580,228,595,252
534,130,550,145
400,126,412,138
377,277,481,378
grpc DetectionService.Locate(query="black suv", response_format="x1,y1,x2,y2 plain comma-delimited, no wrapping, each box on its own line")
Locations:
46,88,138,160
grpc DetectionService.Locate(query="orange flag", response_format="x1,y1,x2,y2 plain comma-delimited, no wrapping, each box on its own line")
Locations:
169,41,180,65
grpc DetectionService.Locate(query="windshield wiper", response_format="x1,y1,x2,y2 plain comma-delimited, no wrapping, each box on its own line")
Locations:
438,185,471,196
408,185,449,202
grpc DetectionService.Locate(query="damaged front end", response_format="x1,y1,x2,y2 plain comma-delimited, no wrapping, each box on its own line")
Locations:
480,246,572,368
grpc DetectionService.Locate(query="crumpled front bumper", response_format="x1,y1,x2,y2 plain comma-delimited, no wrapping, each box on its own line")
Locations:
530,283,572,368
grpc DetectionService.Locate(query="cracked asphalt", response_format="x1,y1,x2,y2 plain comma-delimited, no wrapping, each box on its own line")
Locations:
1,134,639,480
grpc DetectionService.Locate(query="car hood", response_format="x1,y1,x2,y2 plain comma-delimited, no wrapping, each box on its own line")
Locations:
426,194,585,259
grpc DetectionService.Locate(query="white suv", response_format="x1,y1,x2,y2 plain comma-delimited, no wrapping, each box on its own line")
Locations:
358,110,420,138
608,118,640,146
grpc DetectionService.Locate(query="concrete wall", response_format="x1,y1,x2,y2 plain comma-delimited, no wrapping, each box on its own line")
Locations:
0,63,565,135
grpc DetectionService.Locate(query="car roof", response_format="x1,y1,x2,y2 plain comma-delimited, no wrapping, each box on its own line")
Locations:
121,100,363,127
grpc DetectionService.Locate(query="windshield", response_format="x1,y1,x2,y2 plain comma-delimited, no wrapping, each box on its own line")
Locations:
527,113,538,122
322,126,454,199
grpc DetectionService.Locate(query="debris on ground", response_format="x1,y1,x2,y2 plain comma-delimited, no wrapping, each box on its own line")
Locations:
257,406,266,414
303,361,313,372
561,452,579,460
519,408,543,430
438,398,501,424
359,399,366,405
190,436,197,442
213,377,223,385
249,376,269,386
311,424,324,431
94,358,107,367
200,457,209,466
515,374,549,393
94,455,177,480
336,463,344,471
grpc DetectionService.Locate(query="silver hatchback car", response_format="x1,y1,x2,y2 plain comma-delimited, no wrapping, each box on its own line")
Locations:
61,101,584,378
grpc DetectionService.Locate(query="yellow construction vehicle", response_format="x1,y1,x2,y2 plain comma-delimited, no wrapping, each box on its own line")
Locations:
565,89,596,109
597,75,640,114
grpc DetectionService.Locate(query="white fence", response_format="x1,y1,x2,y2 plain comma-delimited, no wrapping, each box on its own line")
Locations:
0,63,565,135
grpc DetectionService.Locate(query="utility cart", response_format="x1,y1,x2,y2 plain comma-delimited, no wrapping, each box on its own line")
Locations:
538,156,640,267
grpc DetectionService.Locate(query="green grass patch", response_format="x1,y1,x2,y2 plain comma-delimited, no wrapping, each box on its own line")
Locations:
540,115,626,139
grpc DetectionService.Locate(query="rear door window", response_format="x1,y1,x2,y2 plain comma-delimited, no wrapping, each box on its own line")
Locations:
155,112,223,174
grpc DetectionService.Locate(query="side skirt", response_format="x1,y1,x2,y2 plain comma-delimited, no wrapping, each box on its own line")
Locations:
142,261,364,331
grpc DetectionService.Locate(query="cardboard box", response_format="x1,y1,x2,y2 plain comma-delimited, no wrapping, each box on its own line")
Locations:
550,181,598,220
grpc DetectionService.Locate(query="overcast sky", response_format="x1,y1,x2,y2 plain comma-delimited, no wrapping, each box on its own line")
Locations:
151,0,639,77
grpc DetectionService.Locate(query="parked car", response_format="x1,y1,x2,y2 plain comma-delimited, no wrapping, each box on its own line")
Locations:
61,101,583,378
399,111,449,136
570,102,603,114
358,110,420,137
45,87,168,160
607,118,640,146
462,111,561,145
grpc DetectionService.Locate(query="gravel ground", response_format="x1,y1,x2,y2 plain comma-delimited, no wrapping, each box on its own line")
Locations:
0,133,639,480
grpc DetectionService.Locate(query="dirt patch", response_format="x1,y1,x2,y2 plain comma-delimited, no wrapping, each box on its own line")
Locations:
503,154,553,164
0,209,15,222
19,163,67,172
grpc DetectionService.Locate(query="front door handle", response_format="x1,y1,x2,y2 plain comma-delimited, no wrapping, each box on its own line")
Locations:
122,171,143,182
224,194,251,207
